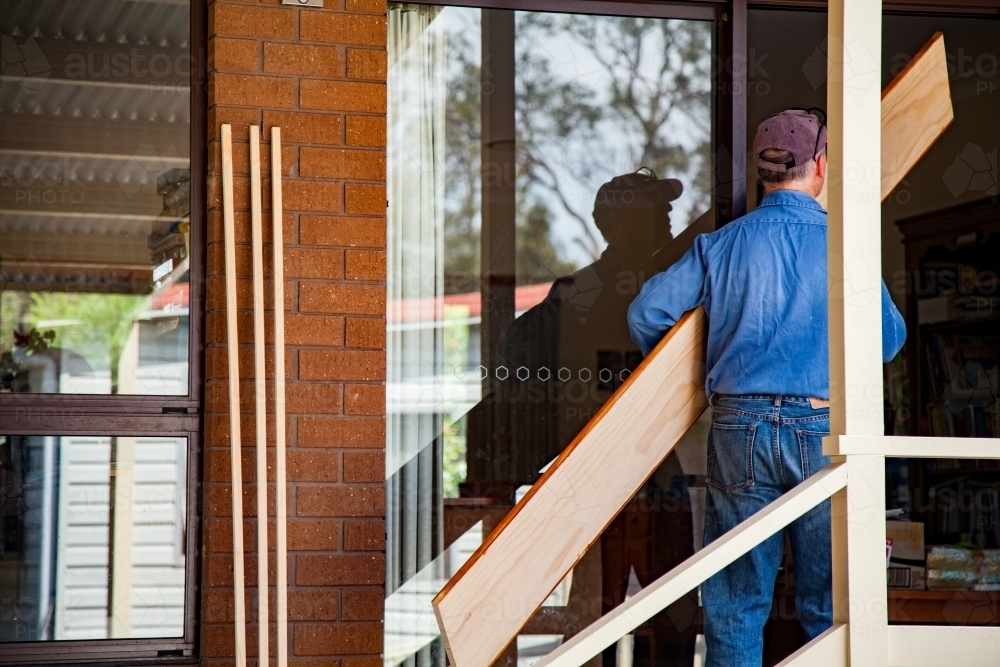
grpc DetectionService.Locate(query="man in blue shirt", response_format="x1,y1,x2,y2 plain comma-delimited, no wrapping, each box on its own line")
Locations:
627,109,906,667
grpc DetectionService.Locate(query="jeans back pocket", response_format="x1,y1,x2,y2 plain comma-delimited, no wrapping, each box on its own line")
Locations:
707,422,756,492
795,428,831,480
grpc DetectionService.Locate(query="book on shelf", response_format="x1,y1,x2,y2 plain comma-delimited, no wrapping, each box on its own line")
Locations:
927,404,1000,438
918,260,999,324
927,479,1000,548
918,295,1000,325
921,261,998,298
922,332,998,437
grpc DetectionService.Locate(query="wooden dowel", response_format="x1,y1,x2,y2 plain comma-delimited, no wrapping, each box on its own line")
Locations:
271,126,288,667
249,125,269,665
221,124,247,667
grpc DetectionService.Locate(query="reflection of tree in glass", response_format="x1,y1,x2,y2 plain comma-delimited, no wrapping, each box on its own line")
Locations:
443,19,483,295
442,415,467,498
516,202,579,286
441,17,596,293
441,12,712,292
25,293,145,391
516,15,712,260
0,292,31,354
441,304,470,495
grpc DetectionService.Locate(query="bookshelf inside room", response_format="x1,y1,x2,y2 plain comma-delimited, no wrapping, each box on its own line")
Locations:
889,197,1000,623
897,198,1000,443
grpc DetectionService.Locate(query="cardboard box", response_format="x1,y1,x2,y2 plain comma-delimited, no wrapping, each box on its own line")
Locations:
888,563,926,590
887,520,924,562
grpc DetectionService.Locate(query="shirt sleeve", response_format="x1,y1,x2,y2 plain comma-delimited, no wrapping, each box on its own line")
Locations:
627,237,710,356
881,280,907,362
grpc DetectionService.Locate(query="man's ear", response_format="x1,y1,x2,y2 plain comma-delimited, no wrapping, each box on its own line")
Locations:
815,152,828,179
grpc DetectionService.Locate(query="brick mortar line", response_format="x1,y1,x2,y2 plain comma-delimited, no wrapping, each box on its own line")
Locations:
210,106,386,118
213,35,388,49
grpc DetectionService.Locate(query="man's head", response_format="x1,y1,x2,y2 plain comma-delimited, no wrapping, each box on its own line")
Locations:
593,168,682,255
754,109,827,198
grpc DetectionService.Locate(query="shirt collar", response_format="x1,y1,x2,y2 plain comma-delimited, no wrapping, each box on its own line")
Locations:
758,189,826,212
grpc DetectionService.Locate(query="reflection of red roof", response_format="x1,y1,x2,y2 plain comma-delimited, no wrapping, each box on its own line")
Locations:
513,282,552,313
151,283,189,311
390,283,552,324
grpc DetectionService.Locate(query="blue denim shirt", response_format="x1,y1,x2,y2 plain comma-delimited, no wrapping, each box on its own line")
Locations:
627,190,906,399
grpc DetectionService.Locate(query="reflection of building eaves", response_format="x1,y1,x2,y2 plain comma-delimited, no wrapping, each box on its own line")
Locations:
0,180,165,215
1,77,190,120
1,114,188,158
2,0,189,47
1,149,189,181
0,244,170,295
2,229,151,264
0,212,161,238
1,260,153,293
28,37,191,87
2,3,192,283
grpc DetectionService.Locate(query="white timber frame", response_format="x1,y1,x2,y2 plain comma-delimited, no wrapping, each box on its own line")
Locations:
526,1,1000,666
435,24,953,667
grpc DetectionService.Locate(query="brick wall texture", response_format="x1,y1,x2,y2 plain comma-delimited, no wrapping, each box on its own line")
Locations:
204,1,387,665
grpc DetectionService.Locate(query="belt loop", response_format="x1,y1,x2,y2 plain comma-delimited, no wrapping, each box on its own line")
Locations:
773,395,781,408
709,392,717,407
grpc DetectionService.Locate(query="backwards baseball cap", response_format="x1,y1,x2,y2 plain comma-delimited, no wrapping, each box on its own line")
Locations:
753,108,827,173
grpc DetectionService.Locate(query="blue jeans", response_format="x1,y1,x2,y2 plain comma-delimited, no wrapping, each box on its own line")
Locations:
701,395,832,667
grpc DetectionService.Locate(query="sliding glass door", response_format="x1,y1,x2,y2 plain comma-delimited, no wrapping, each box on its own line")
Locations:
385,3,739,665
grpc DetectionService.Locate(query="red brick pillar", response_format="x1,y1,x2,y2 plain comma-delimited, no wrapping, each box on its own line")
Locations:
203,1,387,664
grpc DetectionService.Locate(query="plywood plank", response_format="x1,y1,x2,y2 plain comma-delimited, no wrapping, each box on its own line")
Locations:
816,31,952,209
433,308,709,667
881,32,952,199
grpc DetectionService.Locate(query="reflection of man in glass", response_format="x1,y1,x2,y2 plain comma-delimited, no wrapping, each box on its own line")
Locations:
501,167,683,397
628,109,907,667
491,168,698,664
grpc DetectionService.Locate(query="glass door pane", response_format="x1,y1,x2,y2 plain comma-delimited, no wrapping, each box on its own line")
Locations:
386,5,716,664
1,0,192,396
0,434,188,641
